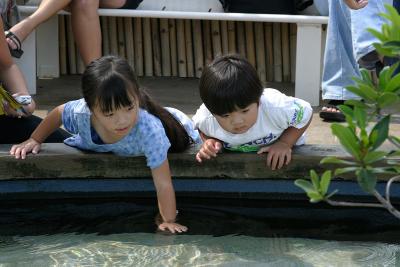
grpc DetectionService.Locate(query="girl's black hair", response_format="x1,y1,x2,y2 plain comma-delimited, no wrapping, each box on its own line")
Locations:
82,55,192,152
199,54,263,115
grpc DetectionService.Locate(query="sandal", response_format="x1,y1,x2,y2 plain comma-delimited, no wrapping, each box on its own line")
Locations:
319,100,346,122
5,31,24,58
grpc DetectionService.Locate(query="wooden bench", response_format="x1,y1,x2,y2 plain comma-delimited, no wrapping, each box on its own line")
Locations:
16,4,328,106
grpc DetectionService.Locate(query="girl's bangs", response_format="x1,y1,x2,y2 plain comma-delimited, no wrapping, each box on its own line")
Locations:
97,76,136,113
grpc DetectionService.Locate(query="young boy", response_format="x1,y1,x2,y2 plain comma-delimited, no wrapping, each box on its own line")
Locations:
193,55,313,170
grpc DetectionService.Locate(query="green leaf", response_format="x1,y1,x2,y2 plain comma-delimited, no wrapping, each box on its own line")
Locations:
369,115,391,150
310,170,320,190
320,157,356,165
294,179,315,194
308,191,323,203
370,166,400,174
334,167,360,176
331,124,361,160
354,107,367,129
385,67,400,92
320,171,332,196
377,93,400,109
363,151,388,164
357,168,377,193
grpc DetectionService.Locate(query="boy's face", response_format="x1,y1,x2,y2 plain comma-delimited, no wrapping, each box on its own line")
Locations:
214,102,259,134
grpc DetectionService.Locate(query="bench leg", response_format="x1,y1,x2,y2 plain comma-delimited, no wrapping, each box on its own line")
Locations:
295,23,323,106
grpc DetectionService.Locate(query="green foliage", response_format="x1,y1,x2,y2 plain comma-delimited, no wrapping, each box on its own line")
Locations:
295,5,400,209
295,170,336,203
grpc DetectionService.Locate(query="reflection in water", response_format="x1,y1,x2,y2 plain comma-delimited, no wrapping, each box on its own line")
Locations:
0,198,399,266
0,233,399,266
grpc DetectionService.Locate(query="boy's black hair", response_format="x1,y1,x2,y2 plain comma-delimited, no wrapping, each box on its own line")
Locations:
82,55,193,152
199,54,263,115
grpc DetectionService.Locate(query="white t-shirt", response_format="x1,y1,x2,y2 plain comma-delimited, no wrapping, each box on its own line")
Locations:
192,88,313,152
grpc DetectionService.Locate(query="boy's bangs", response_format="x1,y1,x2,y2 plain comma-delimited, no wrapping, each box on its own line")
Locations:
97,76,135,113
208,79,258,115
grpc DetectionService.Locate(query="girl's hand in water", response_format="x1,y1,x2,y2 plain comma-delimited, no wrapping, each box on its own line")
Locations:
196,138,222,163
10,138,42,159
158,222,188,234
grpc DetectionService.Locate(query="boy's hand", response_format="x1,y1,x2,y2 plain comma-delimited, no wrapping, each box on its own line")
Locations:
196,139,222,163
158,222,188,234
10,138,41,159
257,140,292,170
343,0,368,9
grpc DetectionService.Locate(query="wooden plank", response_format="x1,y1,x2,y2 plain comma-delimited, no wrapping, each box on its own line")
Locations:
290,23,297,83
255,22,266,85
273,23,282,82
58,15,67,75
66,16,76,74
236,21,246,57
169,19,178,76
281,23,290,82
265,22,274,82
151,18,162,77
227,21,236,54
124,18,135,69
177,19,187,77
203,20,213,65
211,20,222,58
160,18,171,76
101,17,110,56
108,17,118,55
220,20,229,55
245,22,256,67
185,20,194,77
143,18,153,76
134,18,143,76
193,20,204,78
117,17,126,58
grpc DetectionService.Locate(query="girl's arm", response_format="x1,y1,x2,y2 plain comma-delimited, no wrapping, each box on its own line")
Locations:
151,159,187,233
10,104,65,159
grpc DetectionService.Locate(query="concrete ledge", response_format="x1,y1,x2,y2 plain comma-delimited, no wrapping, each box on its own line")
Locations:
1,143,347,180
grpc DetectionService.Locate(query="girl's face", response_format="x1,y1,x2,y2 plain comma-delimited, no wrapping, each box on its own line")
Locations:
214,102,259,134
91,96,139,139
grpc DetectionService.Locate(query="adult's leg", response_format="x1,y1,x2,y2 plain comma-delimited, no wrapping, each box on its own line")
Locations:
70,0,101,65
7,0,72,49
0,115,70,144
321,0,360,102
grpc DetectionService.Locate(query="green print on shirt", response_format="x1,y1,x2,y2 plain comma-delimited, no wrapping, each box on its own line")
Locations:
225,144,259,152
288,101,304,125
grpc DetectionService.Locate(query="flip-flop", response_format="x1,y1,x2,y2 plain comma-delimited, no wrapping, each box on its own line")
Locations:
319,100,346,122
5,31,24,58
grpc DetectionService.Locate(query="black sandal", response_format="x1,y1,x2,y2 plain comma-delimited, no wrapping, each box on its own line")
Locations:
319,100,346,122
5,31,24,58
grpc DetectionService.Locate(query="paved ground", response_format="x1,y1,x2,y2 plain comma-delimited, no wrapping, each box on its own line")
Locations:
32,75,400,145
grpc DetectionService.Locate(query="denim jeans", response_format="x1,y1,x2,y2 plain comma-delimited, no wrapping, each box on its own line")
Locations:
322,0,393,101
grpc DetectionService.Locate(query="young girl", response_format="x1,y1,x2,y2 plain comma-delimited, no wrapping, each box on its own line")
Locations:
10,55,200,233
193,55,313,170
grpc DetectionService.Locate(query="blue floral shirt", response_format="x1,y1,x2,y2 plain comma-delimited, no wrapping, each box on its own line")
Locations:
62,99,200,169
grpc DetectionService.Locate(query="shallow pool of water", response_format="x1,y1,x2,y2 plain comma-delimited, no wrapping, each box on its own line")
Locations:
0,198,399,266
